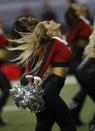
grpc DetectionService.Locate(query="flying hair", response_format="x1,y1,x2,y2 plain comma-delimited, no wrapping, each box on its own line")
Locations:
8,22,47,68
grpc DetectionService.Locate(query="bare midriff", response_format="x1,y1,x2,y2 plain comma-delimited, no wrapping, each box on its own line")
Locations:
52,67,69,78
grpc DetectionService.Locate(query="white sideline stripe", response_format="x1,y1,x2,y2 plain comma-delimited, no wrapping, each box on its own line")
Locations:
4,76,77,112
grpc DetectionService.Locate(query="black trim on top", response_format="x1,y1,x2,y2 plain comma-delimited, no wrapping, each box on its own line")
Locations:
51,62,69,67
43,39,56,63
36,38,56,76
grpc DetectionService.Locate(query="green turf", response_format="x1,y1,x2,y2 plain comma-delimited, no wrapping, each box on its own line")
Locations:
0,83,95,131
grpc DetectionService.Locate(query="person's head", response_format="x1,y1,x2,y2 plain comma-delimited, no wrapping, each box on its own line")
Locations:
12,16,38,38
31,20,61,45
20,7,31,17
41,20,61,37
65,3,89,28
71,3,88,17
18,16,38,31
42,3,50,12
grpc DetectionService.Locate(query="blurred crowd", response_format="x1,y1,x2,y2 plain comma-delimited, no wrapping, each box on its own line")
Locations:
1,1,94,35
0,1,95,131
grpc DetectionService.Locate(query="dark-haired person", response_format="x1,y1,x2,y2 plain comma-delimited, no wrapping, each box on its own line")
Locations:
65,3,92,125
11,16,39,85
11,16,38,39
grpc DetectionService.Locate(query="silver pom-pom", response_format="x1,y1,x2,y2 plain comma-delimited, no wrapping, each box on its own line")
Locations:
10,83,46,113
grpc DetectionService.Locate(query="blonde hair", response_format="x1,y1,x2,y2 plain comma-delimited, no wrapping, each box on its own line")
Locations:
84,20,95,58
8,23,47,65
8,20,61,73
42,20,61,37
71,3,88,17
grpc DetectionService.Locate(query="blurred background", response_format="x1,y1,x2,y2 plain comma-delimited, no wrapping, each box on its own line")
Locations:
0,0,95,34
0,0,95,131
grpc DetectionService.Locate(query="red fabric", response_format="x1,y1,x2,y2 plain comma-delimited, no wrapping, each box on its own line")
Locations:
37,38,72,79
25,60,29,75
0,64,22,81
0,35,8,47
66,18,92,44
52,40,72,63
25,50,43,75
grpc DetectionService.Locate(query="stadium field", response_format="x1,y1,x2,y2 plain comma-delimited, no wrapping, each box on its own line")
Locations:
0,76,94,131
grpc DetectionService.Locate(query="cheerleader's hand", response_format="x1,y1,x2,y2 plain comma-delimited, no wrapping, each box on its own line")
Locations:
26,75,34,84
33,76,42,86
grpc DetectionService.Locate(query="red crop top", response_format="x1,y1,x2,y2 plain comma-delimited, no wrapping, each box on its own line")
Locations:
36,37,72,79
66,16,92,44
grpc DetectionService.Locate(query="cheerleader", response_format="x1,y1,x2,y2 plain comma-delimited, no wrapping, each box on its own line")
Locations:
0,34,22,126
76,20,95,131
0,16,38,126
8,20,76,131
65,3,92,125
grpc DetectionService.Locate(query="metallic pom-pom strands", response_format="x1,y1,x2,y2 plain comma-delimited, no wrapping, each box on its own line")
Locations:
10,83,46,113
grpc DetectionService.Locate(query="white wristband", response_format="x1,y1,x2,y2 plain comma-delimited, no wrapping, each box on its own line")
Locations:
34,76,42,82
26,75,34,78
